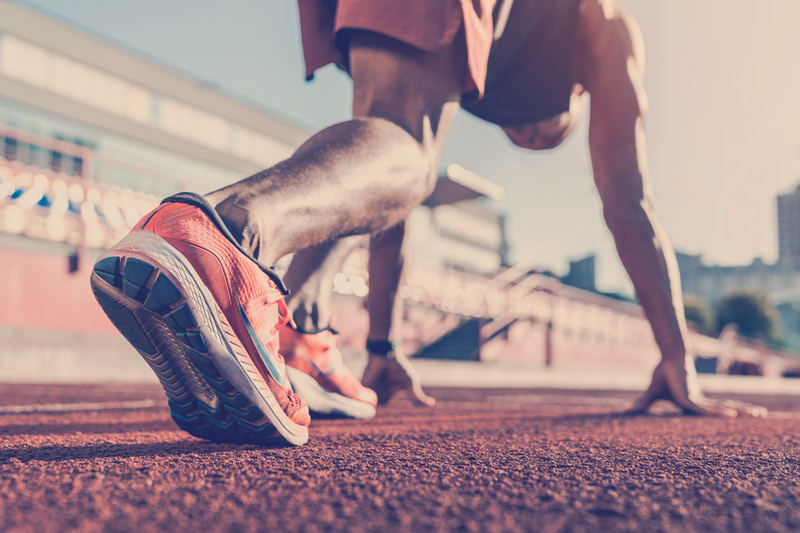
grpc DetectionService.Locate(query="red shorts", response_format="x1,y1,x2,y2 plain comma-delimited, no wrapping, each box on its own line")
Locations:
297,0,495,97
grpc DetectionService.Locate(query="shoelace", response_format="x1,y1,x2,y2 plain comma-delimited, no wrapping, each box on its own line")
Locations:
274,300,306,411
275,298,300,352
246,294,293,360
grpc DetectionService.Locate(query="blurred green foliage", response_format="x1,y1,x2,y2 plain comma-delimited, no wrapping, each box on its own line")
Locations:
714,291,782,346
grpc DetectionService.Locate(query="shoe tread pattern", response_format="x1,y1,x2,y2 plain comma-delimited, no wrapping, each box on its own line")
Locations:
91,255,284,445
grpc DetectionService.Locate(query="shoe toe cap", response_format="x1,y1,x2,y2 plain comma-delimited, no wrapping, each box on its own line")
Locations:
285,391,312,427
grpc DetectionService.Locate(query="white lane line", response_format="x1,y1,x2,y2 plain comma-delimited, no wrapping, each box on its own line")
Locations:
415,360,800,396
766,411,800,419
485,394,629,406
455,395,800,419
0,399,160,414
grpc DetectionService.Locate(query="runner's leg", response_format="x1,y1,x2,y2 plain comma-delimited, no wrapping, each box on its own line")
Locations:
205,33,465,265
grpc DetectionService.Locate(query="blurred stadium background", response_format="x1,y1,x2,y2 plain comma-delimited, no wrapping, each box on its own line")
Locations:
1,1,798,384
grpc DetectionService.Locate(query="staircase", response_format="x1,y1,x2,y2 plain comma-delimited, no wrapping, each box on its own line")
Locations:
412,318,481,361
406,262,558,361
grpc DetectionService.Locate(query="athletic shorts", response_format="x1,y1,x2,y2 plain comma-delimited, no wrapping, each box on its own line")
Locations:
297,0,495,97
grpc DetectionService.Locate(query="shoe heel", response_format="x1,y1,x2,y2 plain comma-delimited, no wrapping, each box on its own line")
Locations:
90,253,219,408
90,231,308,446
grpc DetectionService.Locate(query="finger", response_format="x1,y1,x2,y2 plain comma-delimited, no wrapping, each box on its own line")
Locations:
718,399,768,418
623,379,663,415
411,382,436,407
677,398,738,417
623,395,654,415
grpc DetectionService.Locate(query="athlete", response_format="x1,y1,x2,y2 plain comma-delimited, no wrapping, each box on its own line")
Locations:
281,0,770,418
90,0,763,446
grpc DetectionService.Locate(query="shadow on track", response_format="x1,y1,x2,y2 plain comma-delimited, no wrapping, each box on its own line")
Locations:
0,419,178,437
0,438,290,463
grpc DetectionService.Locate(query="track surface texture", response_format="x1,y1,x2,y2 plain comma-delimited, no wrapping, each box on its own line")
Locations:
1,383,799,533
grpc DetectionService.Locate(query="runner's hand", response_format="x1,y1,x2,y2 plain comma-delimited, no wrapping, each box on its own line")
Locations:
626,355,767,417
361,350,435,407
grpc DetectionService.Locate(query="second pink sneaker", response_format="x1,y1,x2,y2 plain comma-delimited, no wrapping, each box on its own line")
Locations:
281,324,378,419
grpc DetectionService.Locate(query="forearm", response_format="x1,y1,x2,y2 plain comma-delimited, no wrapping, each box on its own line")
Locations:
603,199,690,362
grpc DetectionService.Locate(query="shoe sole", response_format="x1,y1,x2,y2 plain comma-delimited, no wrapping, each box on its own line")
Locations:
285,367,376,420
90,230,309,446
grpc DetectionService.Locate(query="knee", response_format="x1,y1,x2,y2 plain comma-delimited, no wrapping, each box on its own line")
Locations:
409,139,440,204
355,116,440,202
413,136,441,200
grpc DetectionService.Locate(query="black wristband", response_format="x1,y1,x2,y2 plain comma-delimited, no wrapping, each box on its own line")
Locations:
366,339,397,357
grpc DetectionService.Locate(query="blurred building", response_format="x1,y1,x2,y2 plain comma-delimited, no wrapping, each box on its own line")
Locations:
412,164,508,275
778,184,800,268
0,0,310,342
0,0,308,203
676,253,795,305
676,251,800,346
561,254,596,292
676,182,800,345
677,183,800,305
0,0,509,374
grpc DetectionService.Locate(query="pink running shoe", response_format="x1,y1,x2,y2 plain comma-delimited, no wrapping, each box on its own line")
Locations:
280,324,378,419
90,192,310,446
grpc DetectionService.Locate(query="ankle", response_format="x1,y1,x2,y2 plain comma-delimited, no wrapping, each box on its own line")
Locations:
211,195,262,258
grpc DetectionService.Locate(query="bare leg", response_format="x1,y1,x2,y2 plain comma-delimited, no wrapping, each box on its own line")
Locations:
283,237,364,331
205,33,464,265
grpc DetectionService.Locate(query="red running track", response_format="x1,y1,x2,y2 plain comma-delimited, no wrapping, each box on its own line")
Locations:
1,383,799,533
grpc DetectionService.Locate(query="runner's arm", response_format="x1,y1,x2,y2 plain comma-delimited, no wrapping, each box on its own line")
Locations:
361,221,435,406
583,1,763,416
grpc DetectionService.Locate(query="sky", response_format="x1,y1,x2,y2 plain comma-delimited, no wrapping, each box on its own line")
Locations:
13,0,800,294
